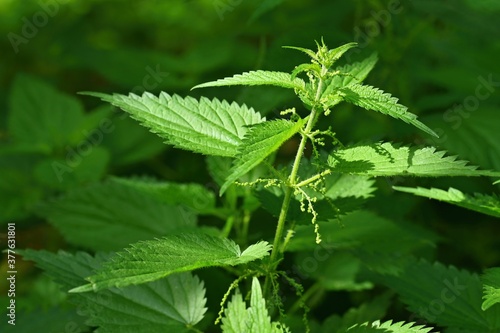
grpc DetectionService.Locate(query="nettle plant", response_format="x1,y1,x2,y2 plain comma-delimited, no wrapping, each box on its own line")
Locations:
22,41,500,332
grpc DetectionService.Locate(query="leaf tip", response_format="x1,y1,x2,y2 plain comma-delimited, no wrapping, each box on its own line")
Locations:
68,283,94,293
78,91,105,97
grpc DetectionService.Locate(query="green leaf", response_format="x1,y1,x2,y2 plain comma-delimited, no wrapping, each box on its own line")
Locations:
0,307,88,333
8,74,87,153
101,113,166,166
20,250,207,332
287,211,437,274
70,234,271,292
424,107,500,172
247,277,275,332
327,142,500,178
346,320,434,333
340,84,438,137
380,260,500,331
110,176,217,215
336,52,379,87
326,42,358,66
221,277,287,333
320,53,379,104
0,150,44,223
300,251,373,291
249,277,288,332
207,156,234,187
85,92,264,157
291,63,322,80
221,290,249,333
324,174,376,200
19,249,100,289
286,210,435,249
257,170,375,225
220,119,304,194
322,293,392,333
34,147,110,190
39,179,197,251
282,45,318,59
393,186,500,218
192,70,306,90
481,268,500,311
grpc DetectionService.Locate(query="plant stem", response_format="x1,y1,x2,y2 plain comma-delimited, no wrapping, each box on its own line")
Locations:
221,187,237,238
295,169,331,188
264,70,326,295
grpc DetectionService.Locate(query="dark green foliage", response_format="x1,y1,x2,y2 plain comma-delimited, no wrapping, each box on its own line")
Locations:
2,2,500,332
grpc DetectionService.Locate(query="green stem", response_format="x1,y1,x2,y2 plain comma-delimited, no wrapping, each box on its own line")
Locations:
264,69,326,295
221,187,237,238
295,169,331,188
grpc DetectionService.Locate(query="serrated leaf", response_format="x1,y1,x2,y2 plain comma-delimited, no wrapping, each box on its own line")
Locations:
39,179,197,251
337,52,379,87
424,107,500,172
192,70,306,91
380,260,500,331
257,170,375,225
221,277,286,333
85,92,264,157
320,53,378,103
220,119,304,194
283,45,317,59
327,142,500,178
481,268,500,311
339,84,438,137
101,113,166,166
110,176,217,215
291,63,322,80
393,186,500,218
324,174,376,199
326,42,358,65
286,210,437,269
19,249,104,289
299,251,373,291
207,156,234,187
20,250,207,332
322,293,392,333
346,320,434,333
34,147,110,190
247,277,275,332
288,155,375,212
221,290,249,333
71,234,271,292
8,74,87,152
257,186,368,226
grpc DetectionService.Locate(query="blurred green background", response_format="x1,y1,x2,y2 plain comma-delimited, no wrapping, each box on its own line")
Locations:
1,0,500,330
